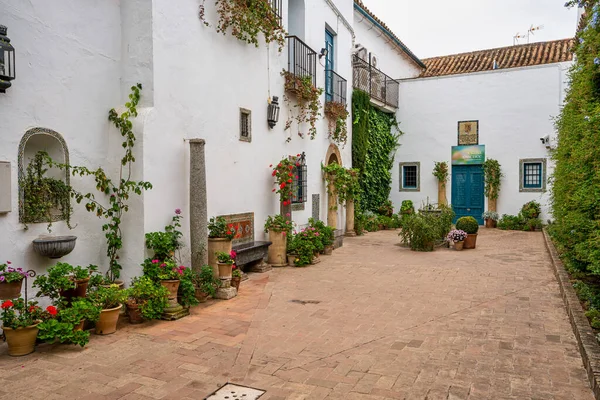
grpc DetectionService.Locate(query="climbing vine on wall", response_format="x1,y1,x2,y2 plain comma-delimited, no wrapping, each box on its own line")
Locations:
482,159,503,200
351,89,401,213
551,1,600,274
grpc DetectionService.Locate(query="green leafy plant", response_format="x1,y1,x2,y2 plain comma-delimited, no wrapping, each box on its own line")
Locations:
198,0,286,50
432,161,449,187
126,276,169,320
21,151,72,232
178,267,200,308
354,211,366,236
482,159,503,200
264,214,293,234
400,200,415,215
232,265,242,279
482,211,499,221
282,71,324,141
145,209,184,261
208,216,236,240
456,216,479,234
321,163,360,210
399,213,440,252
33,263,96,301
38,299,101,347
377,200,394,217
88,285,127,310
324,101,349,145
521,201,542,219
216,251,235,265
308,218,335,248
0,262,27,283
191,265,221,298
287,232,316,266
497,214,525,231
1,298,49,329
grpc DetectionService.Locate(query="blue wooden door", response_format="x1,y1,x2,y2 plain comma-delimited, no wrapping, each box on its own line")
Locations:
325,30,334,102
452,165,484,225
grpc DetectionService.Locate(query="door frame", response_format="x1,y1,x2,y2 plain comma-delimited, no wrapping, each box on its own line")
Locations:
451,164,485,225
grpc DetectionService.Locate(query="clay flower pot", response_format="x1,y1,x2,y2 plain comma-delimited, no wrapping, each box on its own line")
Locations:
73,320,85,331
268,231,287,267
60,277,90,303
194,288,210,303
287,254,297,267
160,279,182,313
0,279,23,300
127,303,144,324
464,234,478,249
208,238,233,278
455,241,464,251
95,304,122,335
231,276,241,292
485,219,497,229
3,322,41,356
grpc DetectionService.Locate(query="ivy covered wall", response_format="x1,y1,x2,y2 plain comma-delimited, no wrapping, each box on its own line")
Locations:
352,89,401,212
552,1,600,273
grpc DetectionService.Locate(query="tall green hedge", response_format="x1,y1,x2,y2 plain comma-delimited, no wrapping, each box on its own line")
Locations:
351,89,401,212
552,2,600,274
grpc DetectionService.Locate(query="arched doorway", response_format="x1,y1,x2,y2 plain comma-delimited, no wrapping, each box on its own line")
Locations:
325,144,342,229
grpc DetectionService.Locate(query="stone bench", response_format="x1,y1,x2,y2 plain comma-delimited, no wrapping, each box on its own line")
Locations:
232,240,272,273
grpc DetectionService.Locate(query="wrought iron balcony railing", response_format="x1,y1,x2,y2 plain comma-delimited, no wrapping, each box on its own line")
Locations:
286,36,317,88
352,54,399,108
269,0,282,25
325,70,347,105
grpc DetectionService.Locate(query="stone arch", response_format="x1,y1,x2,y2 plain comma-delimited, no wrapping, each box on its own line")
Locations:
18,127,70,224
325,143,342,166
325,144,342,229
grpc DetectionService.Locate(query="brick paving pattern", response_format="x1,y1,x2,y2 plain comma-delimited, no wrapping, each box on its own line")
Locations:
0,229,594,399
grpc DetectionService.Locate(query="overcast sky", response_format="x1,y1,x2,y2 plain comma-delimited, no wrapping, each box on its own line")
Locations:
360,0,579,59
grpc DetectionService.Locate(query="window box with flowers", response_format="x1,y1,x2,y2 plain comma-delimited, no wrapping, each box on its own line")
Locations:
1,298,50,356
0,261,27,300
281,71,324,141
324,101,349,146
207,216,236,278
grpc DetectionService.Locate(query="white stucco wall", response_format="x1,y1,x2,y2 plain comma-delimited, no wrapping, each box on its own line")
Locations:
392,62,572,221
353,7,423,80
0,1,122,295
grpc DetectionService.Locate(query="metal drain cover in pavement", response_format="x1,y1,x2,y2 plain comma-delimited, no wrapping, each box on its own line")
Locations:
205,383,265,400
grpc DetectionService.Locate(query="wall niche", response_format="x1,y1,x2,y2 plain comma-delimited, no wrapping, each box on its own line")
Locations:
18,127,71,229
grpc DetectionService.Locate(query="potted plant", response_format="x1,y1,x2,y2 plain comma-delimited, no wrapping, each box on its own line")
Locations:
231,266,242,292
1,298,48,356
482,211,499,229
483,159,503,212
155,259,185,312
33,263,96,303
88,285,127,335
0,261,27,299
216,251,235,281
208,216,236,277
125,276,169,324
446,229,468,251
521,201,541,219
288,231,316,267
433,161,449,205
309,218,335,255
38,298,101,346
456,216,480,249
264,214,292,267
400,200,415,216
191,265,221,302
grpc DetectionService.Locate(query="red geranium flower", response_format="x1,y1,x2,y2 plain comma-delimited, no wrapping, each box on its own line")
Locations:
226,231,232,235
29,305,38,313
288,173,293,177
280,183,286,189
269,164,273,167
272,189,276,192
288,165,293,169
1,300,13,309
287,179,292,183
278,163,282,167
46,305,58,316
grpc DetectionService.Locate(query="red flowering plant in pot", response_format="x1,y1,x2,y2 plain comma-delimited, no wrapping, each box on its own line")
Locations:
1,298,51,356
0,261,28,300
270,156,299,207
230,252,242,292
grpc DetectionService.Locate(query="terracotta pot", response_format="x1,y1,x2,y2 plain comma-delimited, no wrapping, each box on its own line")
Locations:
208,238,233,278
95,304,122,335
60,277,90,302
287,254,296,267
378,224,384,231
73,320,85,331
323,245,333,255
127,303,144,324
195,288,209,303
464,234,478,249
485,219,497,229
0,279,23,300
455,241,464,251
217,263,233,281
3,322,41,356
268,231,287,267
231,276,241,292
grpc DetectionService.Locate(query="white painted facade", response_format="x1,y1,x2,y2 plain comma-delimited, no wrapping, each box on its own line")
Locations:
391,62,572,222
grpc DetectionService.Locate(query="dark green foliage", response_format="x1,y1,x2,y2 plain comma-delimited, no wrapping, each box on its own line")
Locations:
552,4,600,274
497,214,525,231
178,267,199,308
377,200,394,217
127,276,169,320
521,201,541,219
191,265,221,298
38,298,101,347
497,201,543,231
33,263,96,301
352,89,370,174
456,216,479,234
309,218,335,247
399,207,455,251
145,211,184,261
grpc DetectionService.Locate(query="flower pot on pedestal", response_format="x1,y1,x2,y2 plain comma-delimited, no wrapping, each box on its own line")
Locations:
208,238,232,278
160,279,184,319
268,231,287,267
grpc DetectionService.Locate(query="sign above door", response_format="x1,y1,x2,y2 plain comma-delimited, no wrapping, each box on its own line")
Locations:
452,145,485,165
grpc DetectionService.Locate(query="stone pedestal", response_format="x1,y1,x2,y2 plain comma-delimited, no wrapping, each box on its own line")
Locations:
189,139,208,271
216,279,237,300
438,181,447,205
488,198,497,212
162,307,190,321
327,182,338,229
345,198,356,236
250,260,272,273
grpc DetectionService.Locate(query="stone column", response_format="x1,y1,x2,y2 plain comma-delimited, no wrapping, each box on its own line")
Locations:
345,198,356,236
327,182,338,229
488,198,497,212
438,182,447,205
189,139,208,272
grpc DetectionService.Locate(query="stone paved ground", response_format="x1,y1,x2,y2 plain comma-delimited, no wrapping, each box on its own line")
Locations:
0,229,594,400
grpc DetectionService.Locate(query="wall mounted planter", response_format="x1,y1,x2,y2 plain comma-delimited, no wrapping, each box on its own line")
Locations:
32,235,77,258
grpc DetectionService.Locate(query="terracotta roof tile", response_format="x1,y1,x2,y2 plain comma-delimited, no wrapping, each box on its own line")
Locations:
420,38,574,78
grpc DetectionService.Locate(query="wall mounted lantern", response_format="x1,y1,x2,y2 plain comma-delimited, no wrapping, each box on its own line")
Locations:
0,25,15,93
267,96,280,129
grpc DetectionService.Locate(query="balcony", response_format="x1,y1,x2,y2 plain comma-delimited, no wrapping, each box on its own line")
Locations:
325,70,347,105
286,36,317,89
352,54,399,109
269,0,282,25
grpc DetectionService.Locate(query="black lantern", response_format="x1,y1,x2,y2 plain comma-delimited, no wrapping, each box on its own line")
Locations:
267,96,280,129
0,25,15,93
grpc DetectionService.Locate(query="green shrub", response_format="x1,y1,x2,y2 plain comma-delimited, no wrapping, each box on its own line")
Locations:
127,276,169,320
497,214,525,230
191,265,221,298
377,200,394,217
521,201,542,219
400,200,414,215
355,211,366,236
456,216,479,234
399,207,454,251
309,218,335,247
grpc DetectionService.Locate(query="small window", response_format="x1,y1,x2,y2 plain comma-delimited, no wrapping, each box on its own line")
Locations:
399,162,420,192
292,153,307,204
519,158,546,192
239,108,251,142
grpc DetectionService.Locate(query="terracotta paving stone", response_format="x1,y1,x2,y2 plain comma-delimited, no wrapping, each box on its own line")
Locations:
0,229,596,399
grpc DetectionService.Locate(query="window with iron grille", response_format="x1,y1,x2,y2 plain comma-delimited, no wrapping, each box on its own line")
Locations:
292,152,307,204
519,158,546,192
399,162,420,192
270,0,282,25
239,108,251,142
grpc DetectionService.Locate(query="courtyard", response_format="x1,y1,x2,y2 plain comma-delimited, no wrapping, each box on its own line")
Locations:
0,229,593,400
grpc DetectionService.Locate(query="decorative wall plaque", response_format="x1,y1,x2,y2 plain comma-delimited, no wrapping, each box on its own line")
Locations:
312,194,320,220
221,212,254,246
458,120,479,145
